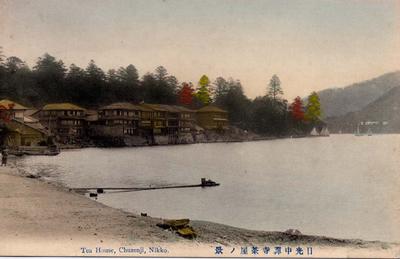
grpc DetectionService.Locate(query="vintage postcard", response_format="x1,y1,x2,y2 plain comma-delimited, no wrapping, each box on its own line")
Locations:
0,0,399,257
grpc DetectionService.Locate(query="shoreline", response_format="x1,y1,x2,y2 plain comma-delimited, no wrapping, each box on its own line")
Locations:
1,166,399,257
60,135,301,150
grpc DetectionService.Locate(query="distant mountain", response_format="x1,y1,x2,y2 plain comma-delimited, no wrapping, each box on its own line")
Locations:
326,85,400,133
317,71,400,118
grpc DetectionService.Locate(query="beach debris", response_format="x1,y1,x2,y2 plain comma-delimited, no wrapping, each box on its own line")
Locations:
285,229,302,235
26,174,40,179
141,212,148,217
157,218,197,239
177,226,196,239
97,188,104,194
89,192,98,197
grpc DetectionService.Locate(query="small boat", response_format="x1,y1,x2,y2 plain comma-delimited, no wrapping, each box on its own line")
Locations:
177,226,197,239
310,127,319,137
163,219,190,229
157,219,190,230
355,124,363,136
320,127,330,137
201,178,220,187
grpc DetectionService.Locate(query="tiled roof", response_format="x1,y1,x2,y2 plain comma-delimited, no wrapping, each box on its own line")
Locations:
140,104,195,113
172,105,196,113
42,103,85,111
197,105,227,113
140,104,168,112
100,102,140,110
11,118,49,135
0,99,29,110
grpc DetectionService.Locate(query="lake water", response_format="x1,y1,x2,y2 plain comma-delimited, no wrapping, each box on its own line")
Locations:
12,135,400,242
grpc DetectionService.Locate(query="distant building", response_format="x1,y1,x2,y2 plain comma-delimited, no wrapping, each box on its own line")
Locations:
0,99,49,148
139,104,168,135
34,103,86,144
172,105,196,133
140,104,196,135
4,119,49,148
0,99,28,120
196,105,229,130
96,102,142,136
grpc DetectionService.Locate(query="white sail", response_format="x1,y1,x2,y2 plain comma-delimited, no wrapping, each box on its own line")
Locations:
320,127,330,136
310,127,318,136
355,123,363,136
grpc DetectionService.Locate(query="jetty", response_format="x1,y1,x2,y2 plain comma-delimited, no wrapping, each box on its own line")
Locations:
70,178,220,194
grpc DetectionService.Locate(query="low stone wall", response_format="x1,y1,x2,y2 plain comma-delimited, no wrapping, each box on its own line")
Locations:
177,133,194,144
123,135,149,146
154,135,169,145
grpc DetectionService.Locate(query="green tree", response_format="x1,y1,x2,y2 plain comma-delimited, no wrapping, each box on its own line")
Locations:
0,47,4,64
65,64,87,104
105,64,141,103
214,77,250,128
305,91,322,123
33,53,67,103
5,56,26,74
195,75,211,105
141,66,178,104
82,60,106,106
249,96,289,136
267,74,283,101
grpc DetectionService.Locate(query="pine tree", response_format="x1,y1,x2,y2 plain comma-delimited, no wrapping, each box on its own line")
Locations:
267,74,283,101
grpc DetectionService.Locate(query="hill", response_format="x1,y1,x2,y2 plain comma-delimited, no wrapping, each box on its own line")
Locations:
317,71,400,118
326,86,400,133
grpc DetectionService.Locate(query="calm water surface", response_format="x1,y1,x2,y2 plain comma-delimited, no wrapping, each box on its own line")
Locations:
13,135,400,242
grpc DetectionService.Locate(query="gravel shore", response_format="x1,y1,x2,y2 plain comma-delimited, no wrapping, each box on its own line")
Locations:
0,167,398,257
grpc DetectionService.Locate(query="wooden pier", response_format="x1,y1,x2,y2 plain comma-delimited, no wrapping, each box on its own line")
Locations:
70,178,220,194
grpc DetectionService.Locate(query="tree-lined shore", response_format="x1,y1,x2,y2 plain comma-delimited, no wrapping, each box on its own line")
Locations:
0,50,323,136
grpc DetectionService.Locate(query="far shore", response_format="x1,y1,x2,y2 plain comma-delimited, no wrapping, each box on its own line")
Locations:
0,166,398,257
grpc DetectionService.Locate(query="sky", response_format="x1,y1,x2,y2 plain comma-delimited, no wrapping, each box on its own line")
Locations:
0,0,399,99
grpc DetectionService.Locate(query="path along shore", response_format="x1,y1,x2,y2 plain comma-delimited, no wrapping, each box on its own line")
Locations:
0,167,399,257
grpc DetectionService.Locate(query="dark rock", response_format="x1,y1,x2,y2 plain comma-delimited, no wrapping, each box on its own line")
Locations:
285,229,302,235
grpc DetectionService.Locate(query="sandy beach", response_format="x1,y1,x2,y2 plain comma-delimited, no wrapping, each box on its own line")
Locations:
0,166,399,257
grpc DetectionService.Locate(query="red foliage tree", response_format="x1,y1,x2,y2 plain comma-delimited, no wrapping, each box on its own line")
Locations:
289,96,305,121
0,103,14,123
178,82,194,106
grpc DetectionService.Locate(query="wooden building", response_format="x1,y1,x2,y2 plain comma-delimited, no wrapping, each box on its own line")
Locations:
0,100,49,148
157,104,180,135
172,105,196,133
196,105,229,130
139,104,196,135
0,99,29,120
4,119,49,148
96,102,142,136
137,105,154,136
139,104,167,135
34,103,86,144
